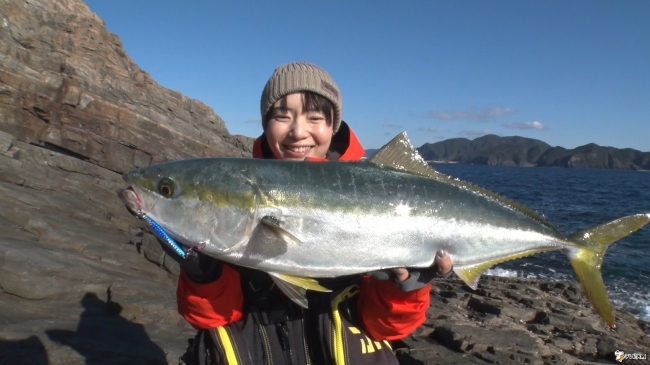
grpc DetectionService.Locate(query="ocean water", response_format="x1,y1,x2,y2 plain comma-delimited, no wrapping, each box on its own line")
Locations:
430,163,650,323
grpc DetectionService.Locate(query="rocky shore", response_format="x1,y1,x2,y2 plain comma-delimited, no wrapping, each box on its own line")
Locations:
397,276,650,364
0,0,648,364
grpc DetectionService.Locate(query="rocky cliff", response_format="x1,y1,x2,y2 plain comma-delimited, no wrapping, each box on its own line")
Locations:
0,0,252,168
0,0,250,363
0,0,648,364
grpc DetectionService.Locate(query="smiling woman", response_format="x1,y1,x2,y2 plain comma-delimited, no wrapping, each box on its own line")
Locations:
260,62,342,161
147,61,454,365
265,92,334,160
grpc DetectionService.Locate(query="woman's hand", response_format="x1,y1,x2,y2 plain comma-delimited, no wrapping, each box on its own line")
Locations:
393,250,452,282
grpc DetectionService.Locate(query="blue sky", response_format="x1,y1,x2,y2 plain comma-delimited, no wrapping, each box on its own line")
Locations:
84,1,649,151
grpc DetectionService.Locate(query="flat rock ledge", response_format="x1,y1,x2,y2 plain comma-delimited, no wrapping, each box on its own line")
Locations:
395,276,650,365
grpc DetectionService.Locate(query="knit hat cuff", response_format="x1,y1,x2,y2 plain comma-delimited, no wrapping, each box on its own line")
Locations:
261,62,342,133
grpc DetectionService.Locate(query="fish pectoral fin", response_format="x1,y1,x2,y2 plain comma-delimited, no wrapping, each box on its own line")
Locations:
261,216,302,245
268,272,331,309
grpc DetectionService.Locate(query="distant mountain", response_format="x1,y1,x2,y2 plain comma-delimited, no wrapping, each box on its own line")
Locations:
415,135,650,170
364,148,379,159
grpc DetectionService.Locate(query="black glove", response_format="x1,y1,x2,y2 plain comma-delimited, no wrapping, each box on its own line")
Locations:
159,241,223,284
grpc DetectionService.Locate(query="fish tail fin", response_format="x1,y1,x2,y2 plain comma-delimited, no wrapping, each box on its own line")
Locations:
566,213,650,327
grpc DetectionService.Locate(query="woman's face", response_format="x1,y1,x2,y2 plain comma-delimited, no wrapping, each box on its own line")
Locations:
266,93,333,160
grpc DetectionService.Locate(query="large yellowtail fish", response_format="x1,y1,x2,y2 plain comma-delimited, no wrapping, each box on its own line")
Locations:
118,132,649,327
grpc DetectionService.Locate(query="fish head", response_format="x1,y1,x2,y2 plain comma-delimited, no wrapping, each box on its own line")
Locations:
119,159,259,255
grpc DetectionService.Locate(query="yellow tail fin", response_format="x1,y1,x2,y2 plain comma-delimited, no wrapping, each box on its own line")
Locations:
566,213,650,327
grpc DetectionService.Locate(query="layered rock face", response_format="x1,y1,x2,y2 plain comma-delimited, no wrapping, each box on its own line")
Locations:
0,0,251,171
0,0,250,363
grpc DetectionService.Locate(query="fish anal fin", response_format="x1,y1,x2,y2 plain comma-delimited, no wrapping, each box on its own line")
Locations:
368,132,439,178
268,272,331,309
454,265,487,290
261,216,302,245
454,248,552,289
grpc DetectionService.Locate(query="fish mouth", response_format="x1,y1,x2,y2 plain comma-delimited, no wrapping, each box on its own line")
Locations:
117,187,144,218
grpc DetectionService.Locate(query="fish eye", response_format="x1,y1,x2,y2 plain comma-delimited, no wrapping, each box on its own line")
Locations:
157,178,175,198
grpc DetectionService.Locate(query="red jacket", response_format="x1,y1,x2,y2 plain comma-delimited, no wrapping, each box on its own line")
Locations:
176,122,431,341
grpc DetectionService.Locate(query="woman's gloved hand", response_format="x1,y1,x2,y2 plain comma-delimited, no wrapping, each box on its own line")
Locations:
368,250,453,292
159,242,223,284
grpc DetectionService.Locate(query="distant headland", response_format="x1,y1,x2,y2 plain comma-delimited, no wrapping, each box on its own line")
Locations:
367,135,650,170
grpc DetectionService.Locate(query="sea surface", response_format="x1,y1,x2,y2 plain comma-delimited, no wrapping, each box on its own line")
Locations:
430,163,650,323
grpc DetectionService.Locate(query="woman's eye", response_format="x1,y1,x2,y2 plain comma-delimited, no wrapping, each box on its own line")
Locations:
273,114,290,121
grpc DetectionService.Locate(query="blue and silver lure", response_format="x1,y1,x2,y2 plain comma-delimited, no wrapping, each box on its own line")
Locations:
143,215,188,259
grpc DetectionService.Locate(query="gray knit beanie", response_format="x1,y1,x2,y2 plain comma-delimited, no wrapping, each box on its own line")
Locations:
261,62,343,134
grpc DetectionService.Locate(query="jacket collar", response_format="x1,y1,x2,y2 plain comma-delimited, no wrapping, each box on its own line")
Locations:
252,121,365,162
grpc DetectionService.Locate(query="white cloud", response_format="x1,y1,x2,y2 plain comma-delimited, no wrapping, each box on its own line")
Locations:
417,126,438,133
428,106,515,121
487,106,515,118
246,118,261,124
503,121,547,130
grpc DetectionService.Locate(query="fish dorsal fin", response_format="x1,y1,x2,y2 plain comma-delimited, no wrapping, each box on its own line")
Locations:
368,132,439,178
370,132,560,233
